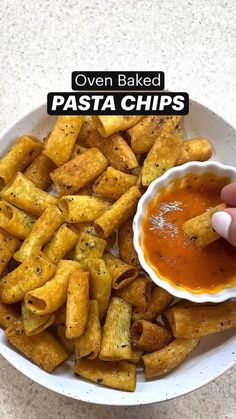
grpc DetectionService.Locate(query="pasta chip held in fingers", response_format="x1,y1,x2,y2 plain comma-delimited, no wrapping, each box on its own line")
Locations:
118,219,140,267
21,302,55,336
43,224,79,264
50,147,108,195
43,116,84,166
182,203,226,248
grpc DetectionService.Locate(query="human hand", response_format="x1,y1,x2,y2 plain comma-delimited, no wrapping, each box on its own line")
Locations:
212,182,236,246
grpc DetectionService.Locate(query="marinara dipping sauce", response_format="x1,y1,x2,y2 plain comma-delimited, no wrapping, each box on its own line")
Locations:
141,172,236,293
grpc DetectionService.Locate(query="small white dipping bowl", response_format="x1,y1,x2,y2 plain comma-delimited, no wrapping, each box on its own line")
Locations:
133,161,236,303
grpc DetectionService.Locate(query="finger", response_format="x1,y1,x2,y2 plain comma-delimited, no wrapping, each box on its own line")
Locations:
221,182,236,206
211,208,236,247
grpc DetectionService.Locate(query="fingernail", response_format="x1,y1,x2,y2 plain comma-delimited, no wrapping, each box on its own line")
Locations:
211,211,232,239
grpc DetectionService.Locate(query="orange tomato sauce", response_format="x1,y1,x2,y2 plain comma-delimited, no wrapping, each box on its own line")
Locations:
141,173,236,293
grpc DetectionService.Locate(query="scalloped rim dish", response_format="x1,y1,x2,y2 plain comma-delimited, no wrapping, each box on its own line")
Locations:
133,161,236,303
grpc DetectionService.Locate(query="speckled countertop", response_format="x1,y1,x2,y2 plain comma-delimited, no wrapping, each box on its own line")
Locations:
0,0,235,417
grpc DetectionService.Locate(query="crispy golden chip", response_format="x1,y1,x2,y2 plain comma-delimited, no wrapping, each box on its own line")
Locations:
164,301,236,338
182,203,226,247
93,166,137,200
143,338,199,378
1,252,55,304
0,301,19,329
22,302,55,336
0,201,36,239
24,151,56,190
103,252,138,290
5,320,68,372
118,219,140,267
74,358,136,391
176,138,212,165
66,270,89,339
87,132,138,172
127,115,181,154
43,116,84,166
93,115,144,137
88,258,112,319
74,232,106,267
25,260,82,315
75,300,101,359
76,115,96,146
59,195,110,223
0,228,20,276
0,136,42,187
142,133,184,186
94,186,141,238
51,147,108,195
56,324,75,354
99,297,132,361
131,320,173,352
70,144,88,160
1,172,57,216
132,287,174,321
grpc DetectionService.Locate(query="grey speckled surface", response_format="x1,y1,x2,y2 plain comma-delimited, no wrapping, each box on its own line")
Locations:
0,0,236,417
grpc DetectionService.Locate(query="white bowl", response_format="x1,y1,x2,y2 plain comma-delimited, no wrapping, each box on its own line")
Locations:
133,161,236,303
0,101,236,406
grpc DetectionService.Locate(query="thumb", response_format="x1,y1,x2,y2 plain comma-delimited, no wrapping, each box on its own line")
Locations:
211,208,236,247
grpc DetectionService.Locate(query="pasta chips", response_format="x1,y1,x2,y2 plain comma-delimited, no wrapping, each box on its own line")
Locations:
0,135,42,187
43,116,84,166
99,297,132,361
51,147,108,195
1,172,57,216
0,112,232,391
5,320,68,372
